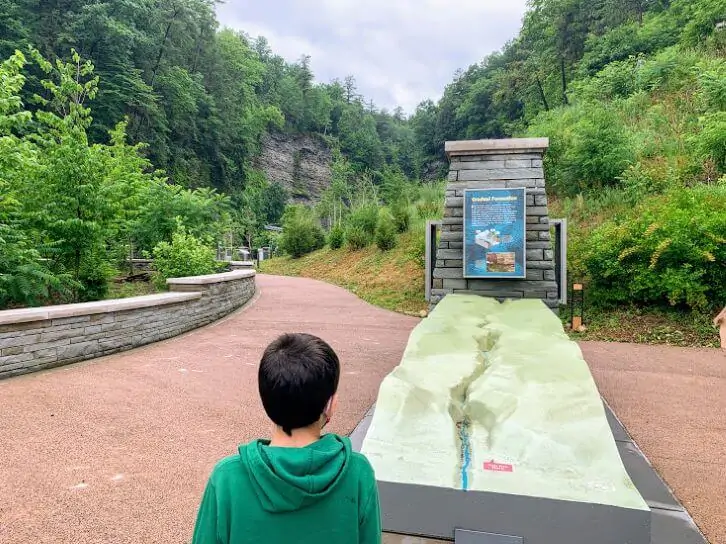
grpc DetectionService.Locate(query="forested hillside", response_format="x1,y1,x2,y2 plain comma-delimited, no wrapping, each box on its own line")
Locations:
2,0,725,324
407,0,726,314
0,0,419,309
0,0,418,188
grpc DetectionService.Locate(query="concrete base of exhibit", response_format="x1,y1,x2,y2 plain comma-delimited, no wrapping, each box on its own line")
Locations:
351,403,707,544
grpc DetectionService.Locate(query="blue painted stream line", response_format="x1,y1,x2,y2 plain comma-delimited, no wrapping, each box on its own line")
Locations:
459,418,471,491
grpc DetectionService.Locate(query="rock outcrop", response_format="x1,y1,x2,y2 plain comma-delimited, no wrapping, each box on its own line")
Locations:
254,132,332,203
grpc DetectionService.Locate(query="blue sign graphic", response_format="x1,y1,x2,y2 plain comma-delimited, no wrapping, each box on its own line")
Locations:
463,188,526,279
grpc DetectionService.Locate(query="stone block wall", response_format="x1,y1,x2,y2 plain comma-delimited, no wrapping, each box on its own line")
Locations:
0,270,255,380
432,139,559,310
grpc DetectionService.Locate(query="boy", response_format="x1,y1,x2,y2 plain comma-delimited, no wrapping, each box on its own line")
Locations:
191,333,382,544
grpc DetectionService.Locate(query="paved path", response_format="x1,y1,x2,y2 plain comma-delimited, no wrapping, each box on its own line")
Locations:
583,342,725,544
0,275,418,543
1,277,724,543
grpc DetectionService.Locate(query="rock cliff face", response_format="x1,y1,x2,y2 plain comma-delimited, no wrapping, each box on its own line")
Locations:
254,132,332,203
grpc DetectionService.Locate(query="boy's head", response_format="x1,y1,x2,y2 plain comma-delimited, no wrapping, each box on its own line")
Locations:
259,333,340,436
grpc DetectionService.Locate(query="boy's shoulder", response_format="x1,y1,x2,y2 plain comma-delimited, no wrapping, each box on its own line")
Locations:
349,450,376,481
209,453,244,483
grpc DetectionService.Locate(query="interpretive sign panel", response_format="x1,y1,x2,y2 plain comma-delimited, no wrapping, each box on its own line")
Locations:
463,188,526,279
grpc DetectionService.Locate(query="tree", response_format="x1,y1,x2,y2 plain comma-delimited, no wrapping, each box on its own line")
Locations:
343,75,358,103
338,104,384,172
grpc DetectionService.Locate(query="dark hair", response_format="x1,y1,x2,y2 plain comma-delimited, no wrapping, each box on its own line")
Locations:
259,333,340,436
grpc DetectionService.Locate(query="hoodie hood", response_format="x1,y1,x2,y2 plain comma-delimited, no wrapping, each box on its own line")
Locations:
241,434,351,513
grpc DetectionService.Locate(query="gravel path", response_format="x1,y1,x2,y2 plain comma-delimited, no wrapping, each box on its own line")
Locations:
0,275,418,543
583,341,726,544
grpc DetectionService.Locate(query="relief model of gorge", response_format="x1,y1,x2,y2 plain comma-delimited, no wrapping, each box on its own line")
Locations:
361,294,648,512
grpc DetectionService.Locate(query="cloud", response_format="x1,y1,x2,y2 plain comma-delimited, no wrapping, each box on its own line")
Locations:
216,0,528,113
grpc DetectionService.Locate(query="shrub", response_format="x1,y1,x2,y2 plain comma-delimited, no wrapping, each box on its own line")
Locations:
375,210,398,251
0,182,74,308
634,47,699,94
583,185,726,310
390,199,411,233
573,58,639,101
697,59,726,112
345,204,379,249
694,111,726,172
415,182,445,219
77,247,115,302
346,225,372,250
529,104,635,195
328,224,345,249
279,205,325,258
152,226,218,288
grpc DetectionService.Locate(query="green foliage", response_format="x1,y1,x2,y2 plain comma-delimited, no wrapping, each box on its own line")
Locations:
583,185,726,310
1,0,418,191
678,0,726,48
415,182,445,220
697,58,726,112
0,181,73,307
279,205,325,258
345,204,379,250
390,199,411,233
528,103,635,195
695,112,726,172
375,210,398,251
328,224,345,249
345,225,371,251
152,225,218,288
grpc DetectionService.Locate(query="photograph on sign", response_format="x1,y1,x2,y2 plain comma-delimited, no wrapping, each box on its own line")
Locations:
463,188,526,279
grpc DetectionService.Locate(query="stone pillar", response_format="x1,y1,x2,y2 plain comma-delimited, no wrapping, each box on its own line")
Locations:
431,138,559,311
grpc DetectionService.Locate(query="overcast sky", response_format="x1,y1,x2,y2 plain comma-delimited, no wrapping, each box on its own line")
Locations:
215,0,529,114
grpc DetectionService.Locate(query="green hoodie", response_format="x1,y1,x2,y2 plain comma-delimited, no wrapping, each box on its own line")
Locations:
192,434,381,544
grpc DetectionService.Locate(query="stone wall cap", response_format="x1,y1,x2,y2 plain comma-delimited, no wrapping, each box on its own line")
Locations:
0,292,202,325
228,261,255,266
166,269,255,285
445,138,549,157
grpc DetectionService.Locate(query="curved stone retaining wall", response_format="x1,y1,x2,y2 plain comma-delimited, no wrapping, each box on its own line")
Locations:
0,270,255,379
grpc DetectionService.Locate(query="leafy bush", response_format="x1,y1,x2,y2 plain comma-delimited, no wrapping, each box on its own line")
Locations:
279,205,325,258
346,226,371,250
375,210,398,251
77,248,115,302
390,199,411,233
697,59,726,112
328,224,345,249
152,226,218,288
415,182,445,219
579,12,679,76
679,0,726,48
583,185,726,310
573,58,639,101
634,47,699,94
0,184,73,307
529,104,635,195
345,204,379,249
133,183,231,253
407,220,427,268
694,112,726,172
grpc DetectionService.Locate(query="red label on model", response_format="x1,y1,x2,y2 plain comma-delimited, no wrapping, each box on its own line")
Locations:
483,461,514,472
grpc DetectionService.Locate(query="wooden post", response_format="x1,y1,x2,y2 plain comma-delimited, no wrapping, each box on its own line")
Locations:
571,283,585,332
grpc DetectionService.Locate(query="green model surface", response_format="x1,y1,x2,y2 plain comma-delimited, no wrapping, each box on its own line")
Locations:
361,295,649,511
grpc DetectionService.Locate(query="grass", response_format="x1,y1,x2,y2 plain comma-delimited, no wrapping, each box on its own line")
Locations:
565,306,720,348
260,228,428,316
